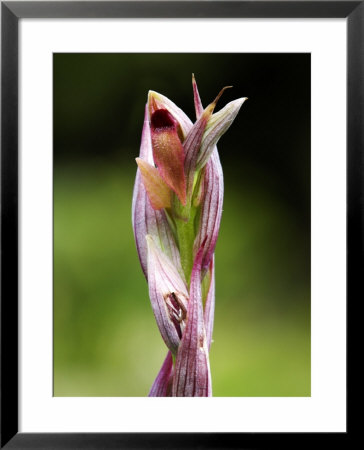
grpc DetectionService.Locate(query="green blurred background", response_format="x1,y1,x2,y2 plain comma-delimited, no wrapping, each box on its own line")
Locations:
53,53,310,396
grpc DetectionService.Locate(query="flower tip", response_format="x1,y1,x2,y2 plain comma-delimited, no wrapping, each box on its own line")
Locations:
226,96,248,111
233,96,248,110
148,90,163,115
148,90,159,99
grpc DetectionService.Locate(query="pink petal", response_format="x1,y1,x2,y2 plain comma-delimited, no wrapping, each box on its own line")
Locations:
148,351,174,397
203,257,215,350
183,108,212,196
192,74,204,119
190,76,224,277
193,149,224,274
184,86,230,193
147,235,189,355
191,76,217,349
132,106,183,279
172,245,212,397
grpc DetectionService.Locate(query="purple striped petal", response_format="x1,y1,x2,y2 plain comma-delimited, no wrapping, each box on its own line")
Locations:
192,74,204,119
132,106,183,280
190,75,224,280
184,86,231,194
183,108,212,196
172,245,212,397
193,150,224,274
191,78,217,350
146,235,189,355
203,257,215,350
148,351,174,397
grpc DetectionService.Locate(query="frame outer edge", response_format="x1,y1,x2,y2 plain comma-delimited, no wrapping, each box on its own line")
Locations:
347,0,363,435
1,2,19,449
0,0,359,448
2,1,362,19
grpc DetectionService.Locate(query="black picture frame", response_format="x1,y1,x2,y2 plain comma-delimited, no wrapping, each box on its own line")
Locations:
1,1,357,448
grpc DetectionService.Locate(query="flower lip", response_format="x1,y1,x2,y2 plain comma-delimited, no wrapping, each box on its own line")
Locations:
150,107,187,205
151,109,176,130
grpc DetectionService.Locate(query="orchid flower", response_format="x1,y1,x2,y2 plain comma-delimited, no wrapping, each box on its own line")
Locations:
132,75,246,396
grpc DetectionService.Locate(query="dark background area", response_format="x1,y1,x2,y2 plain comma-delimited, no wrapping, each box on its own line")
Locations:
54,53,310,222
53,53,310,396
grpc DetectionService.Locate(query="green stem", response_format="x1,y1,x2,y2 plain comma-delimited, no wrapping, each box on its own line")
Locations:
176,215,195,286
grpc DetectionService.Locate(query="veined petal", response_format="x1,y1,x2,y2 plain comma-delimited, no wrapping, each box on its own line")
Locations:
148,351,174,397
196,97,247,170
184,86,231,194
192,77,217,350
136,157,171,210
132,107,183,279
192,74,204,119
150,109,186,205
193,150,224,274
189,76,224,275
148,90,193,139
132,183,183,280
139,104,154,163
172,245,212,397
203,258,215,350
147,235,189,355
183,111,211,196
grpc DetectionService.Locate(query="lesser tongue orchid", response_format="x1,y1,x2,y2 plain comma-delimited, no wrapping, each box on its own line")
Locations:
132,76,246,396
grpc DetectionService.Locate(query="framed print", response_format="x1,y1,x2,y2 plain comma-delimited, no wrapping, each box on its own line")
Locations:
1,1,358,448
